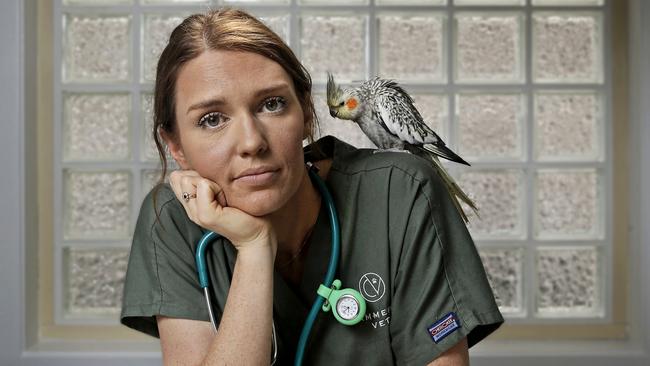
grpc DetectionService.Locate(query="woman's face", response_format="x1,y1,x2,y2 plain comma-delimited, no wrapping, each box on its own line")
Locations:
168,50,308,216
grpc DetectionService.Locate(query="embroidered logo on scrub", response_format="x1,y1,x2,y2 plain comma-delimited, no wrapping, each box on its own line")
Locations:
358,272,385,302
427,312,460,343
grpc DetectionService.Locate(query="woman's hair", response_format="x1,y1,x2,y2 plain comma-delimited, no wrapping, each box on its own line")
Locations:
153,8,318,183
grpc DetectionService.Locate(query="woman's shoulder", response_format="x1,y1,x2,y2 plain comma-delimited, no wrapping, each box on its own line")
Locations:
137,183,187,232
333,146,447,196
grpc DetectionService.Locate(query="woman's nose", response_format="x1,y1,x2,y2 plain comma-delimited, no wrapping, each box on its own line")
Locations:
235,113,269,156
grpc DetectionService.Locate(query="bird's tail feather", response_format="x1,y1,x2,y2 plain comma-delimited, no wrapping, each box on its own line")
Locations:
423,143,470,166
422,151,479,223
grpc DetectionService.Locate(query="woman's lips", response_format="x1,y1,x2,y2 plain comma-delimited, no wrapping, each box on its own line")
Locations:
233,167,280,186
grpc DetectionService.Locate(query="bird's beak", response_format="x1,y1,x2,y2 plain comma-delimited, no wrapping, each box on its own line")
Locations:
329,108,338,118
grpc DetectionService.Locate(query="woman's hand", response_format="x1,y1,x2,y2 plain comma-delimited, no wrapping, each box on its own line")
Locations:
168,170,276,254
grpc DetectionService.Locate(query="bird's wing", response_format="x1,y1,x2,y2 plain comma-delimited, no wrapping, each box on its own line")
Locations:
372,82,441,145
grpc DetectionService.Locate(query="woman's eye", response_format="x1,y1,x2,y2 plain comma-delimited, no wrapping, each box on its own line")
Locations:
198,112,226,128
261,97,287,113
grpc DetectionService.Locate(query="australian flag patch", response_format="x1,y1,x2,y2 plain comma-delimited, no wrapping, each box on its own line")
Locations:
427,312,460,343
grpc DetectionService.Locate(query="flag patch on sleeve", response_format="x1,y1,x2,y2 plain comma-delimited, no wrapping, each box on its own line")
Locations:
427,312,460,343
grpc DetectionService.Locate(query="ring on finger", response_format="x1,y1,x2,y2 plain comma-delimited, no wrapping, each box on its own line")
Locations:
182,191,197,202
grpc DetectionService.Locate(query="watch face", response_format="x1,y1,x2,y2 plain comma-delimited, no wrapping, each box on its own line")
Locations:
336,295,360,320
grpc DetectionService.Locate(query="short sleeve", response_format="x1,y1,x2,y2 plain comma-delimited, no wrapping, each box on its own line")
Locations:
120,184,214,338
388,165,504,365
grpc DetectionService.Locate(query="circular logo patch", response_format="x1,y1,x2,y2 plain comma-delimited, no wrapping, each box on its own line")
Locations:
358,272,386,303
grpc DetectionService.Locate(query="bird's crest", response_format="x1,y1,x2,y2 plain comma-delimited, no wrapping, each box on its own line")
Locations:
326,72,343,107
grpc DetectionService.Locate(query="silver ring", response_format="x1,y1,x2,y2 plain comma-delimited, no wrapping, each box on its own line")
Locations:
182,192,196,202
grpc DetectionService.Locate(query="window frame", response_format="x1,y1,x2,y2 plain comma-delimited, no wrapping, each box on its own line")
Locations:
2,0,650,365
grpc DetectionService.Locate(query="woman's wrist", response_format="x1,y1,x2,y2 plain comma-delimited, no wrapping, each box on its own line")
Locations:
235,232,278,263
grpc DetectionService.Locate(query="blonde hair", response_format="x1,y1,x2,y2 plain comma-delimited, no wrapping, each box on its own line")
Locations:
153,8,317,182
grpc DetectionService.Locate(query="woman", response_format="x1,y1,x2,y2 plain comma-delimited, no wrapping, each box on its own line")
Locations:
120,8,503,365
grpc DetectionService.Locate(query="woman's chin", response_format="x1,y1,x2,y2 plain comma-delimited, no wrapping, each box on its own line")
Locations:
226,193,286,217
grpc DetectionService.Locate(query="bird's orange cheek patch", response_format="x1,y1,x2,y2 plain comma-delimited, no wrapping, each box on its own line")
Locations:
346,98,358,110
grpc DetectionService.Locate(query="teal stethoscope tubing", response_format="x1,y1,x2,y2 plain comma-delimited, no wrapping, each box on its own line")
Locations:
194,165,340,366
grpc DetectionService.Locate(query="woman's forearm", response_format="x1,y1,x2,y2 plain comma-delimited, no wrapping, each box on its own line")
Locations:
202,240,276,366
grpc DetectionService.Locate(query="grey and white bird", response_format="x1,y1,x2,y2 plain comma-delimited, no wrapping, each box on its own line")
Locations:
326,73,478,222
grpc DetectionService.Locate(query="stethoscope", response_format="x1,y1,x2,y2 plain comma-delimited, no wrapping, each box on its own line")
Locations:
195,162,367,366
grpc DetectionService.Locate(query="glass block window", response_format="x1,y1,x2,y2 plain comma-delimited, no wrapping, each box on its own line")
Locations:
54,0,610,327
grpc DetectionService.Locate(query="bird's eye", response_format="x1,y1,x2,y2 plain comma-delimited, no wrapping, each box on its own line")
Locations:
339,101,345,107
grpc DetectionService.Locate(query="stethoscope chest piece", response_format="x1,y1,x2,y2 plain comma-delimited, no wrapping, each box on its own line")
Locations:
317,279,367,326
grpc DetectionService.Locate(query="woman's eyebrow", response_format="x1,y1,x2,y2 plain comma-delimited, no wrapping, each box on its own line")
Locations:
253,83,290,98
185,83,291,115
186,98,226,115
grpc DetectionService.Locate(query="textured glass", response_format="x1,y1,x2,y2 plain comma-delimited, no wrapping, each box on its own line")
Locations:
479,248,523,313
455,13,523,83
533,0,603,5
313,94,375,148
63,93,130,161
64,171,131,239
300,15,366,82
459,170,524,238
378,14,445,82
142,0,208,3
142,170,163,197
456,0,523,4
64,0,132,4
535,169,601,239
141,93,159,162
258,15,290,43
299,0,366,3
537,247,600,315
456,93,524,160
535,91,601,161
65,248,129,315
63,14,131,83
142,14,185,83
412,94,448,141
377,0,445,4
533,13,602,83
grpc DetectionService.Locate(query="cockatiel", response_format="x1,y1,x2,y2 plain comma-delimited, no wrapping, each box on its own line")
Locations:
326,73,478,222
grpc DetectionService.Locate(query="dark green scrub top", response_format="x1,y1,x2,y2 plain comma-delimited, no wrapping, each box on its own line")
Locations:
121,136,503,365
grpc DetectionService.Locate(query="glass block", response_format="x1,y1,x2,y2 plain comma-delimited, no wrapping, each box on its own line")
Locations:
142,0,209,3
479,248,523,313
456,93,524,160
533,0,603,5
377,0,446,4
142,14,185,83
63,93,130,161
141,93,160,162
412,94,448,141
300,15,367,83
455,0,524,4
535,169,601,239
63,14,131,83
533,12,603,83
299,0,367,3
537,247,600,315
64,171,131,239
65,247,129,315
535,91,601,161
455,13,524,83
258,15,290,44
378,13,445,82
459,170,524,238
64,0,132,4
313,94,375,148
142,170,163,196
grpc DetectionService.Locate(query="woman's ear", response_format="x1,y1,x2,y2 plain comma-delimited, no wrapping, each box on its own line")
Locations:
161,129,190,170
